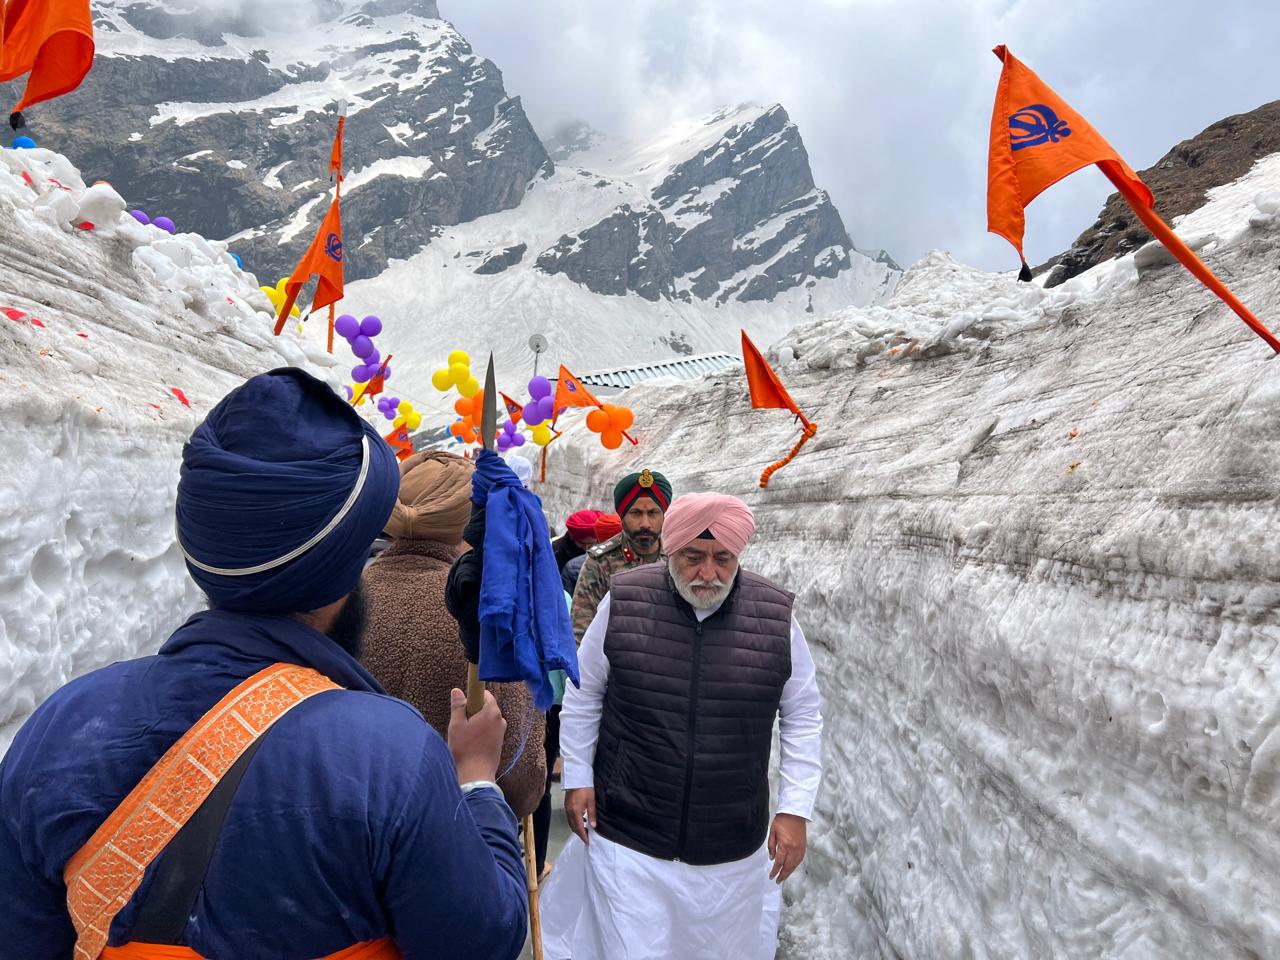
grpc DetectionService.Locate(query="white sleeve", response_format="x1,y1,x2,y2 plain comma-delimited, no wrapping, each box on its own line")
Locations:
777,615,823,819
560,593,612,790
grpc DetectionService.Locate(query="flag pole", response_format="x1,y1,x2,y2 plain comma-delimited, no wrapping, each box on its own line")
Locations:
1099,163,1280,354
522,814,544,959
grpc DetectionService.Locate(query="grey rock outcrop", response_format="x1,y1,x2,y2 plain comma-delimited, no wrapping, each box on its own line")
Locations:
534,105,869,305
473,243,527,275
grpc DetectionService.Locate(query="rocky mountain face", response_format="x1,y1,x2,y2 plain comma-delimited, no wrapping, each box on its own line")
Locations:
2,1,894,322
534,105,864,305
2,0,549,284
1043,99,1280,286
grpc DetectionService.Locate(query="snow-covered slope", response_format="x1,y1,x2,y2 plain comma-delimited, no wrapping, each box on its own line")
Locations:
526,155,1280,958
0,147,338,753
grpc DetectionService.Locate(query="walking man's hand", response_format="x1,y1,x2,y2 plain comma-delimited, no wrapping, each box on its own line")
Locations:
564,787,597,844
767,813,807,883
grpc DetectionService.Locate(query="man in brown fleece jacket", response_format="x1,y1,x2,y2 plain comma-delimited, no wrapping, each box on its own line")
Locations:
361,450,546,818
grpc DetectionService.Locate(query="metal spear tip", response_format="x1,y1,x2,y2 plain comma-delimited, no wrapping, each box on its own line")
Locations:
480,353,498,451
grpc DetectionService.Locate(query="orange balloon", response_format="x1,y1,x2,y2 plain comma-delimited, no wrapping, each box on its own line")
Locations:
601,430,624,450
462,426,477,444
449,422,465,438
610,406,634,431
586,409,611,433
454,398,470,416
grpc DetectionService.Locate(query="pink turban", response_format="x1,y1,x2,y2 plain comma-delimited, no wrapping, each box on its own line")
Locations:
661,493,756,556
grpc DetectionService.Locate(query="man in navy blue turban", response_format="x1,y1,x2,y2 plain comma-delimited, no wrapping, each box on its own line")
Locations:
0,368,529,959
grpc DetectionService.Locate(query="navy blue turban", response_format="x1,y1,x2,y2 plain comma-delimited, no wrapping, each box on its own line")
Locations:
176,368,399,613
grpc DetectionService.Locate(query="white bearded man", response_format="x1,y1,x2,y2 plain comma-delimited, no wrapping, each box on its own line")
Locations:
540,492,823,959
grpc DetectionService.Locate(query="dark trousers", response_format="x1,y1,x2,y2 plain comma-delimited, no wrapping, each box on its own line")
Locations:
533,704,561,873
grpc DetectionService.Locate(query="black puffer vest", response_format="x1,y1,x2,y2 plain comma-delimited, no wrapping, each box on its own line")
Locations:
593,563,793,865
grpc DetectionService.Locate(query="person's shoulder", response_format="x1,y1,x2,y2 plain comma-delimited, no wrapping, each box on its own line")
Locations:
587,535,623,560
737,568,795,604
288,689,440,761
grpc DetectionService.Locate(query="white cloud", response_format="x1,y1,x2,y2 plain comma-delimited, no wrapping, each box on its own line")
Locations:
446,0,1280,271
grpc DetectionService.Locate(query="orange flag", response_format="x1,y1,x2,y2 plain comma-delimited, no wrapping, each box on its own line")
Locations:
988,45,1280,353
500,391,524,423
384,424,413,462
741,331,817,489
553,364,602,414
274,193,343,335
742,330,807,424
0,0,94,117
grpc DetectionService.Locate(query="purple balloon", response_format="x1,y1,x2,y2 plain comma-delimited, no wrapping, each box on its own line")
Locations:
524,407,545,427
380,366,392,381
351,335,374,359
360,315,383,337
512,433,526,447
352,365,372,383
384,408,398,420
365,348,380,368
528,376,551,400
342,385,353,400
497,435,511,451
539,396,557,421
153,216,176,234
387,397,400,408
129,210,150,225
334,314,359,339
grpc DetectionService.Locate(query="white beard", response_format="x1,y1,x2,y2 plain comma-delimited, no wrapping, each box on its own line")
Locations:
670,560,737,611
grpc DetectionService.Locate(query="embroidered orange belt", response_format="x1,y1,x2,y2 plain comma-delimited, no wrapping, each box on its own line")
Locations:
62,663,402,960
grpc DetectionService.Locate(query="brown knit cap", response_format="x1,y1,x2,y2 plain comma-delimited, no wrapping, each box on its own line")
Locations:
383,450,474,542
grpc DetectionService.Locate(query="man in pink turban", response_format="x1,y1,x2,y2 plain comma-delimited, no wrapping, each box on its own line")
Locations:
543,492,824,960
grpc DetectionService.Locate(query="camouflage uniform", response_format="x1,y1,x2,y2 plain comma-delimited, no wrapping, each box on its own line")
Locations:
570,534,663,642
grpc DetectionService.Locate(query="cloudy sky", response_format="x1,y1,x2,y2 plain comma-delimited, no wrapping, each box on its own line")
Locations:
446,0,1279,272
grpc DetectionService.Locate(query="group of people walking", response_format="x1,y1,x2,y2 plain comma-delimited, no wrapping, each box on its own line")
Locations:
0,367,823,960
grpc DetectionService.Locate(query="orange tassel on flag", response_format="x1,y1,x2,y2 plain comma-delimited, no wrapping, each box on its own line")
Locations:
987,45,1280,353
742,331,817,488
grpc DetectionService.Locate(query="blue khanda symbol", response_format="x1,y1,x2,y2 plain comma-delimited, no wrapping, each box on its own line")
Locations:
325,232,343,261
566,381,577,393
1009,104,1072,151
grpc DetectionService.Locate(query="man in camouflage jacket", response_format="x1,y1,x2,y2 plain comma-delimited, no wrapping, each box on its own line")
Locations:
570,469,673,642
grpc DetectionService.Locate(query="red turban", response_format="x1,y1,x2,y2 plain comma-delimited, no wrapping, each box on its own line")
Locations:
565,509,604,543
661,493,756,557
593,512,622,543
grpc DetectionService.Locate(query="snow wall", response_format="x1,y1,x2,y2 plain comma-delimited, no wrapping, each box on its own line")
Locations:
526,163,1280,958
0,147,338,752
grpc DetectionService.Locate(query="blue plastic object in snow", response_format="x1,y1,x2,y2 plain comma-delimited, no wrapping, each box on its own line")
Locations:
12,136,36,149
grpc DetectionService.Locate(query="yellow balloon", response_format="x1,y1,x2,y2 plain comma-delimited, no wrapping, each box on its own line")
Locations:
290,304,300,318
448,350,470,367
448,362,469,386
431,369,452,392
398,401,414,415
407,412,422,430
261,286,280,306
275,277,290,295
458,377,480,399
531,424,552,446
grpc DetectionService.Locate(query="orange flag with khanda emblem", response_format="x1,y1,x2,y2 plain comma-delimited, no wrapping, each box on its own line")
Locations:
274,193,343,334
0,0,95,119
552,364,603,414
741,331,817,489
988,45,1280,353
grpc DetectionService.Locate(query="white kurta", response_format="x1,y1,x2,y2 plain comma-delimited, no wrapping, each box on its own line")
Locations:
542,592,823,960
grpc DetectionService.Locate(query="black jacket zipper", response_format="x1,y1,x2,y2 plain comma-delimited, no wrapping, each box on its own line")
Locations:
675,620,704,860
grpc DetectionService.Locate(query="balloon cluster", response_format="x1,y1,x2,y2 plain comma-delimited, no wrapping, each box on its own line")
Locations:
521,376,558,447
334,314,389,384
586,403,634,450
260,277,301,320
129,210,176,234
378,396,422,430
430,350,480,399
497,418,526,452
450,390,484,444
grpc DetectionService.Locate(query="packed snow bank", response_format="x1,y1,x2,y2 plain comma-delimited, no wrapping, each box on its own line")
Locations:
528,157,1280,958
0,146,334,754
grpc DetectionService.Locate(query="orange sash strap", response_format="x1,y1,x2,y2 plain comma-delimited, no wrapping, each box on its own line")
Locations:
99,938,400,960
63,663,345,960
